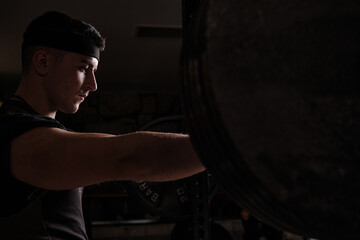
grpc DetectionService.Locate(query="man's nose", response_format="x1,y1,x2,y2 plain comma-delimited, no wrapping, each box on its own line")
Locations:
86,71,97,92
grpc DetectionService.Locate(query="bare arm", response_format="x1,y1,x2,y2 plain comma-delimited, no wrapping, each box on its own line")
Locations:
11,128,205,190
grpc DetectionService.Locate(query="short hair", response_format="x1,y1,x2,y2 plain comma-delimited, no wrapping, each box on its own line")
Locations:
22,11,106,71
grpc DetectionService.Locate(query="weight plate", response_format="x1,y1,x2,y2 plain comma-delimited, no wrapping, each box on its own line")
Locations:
129,116,216,218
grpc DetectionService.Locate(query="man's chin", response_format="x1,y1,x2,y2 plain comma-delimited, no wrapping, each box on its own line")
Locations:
59,105,80,114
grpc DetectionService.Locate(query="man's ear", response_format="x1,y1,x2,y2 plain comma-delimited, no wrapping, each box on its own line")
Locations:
32,50,49,76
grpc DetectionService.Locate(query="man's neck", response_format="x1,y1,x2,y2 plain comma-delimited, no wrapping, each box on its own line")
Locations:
15,78,57,119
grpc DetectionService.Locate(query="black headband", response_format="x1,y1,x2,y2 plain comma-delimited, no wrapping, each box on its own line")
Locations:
23,30,101,60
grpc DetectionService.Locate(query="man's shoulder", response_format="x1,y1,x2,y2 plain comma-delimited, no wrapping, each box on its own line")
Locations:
0,112,64,127
0,97,65,130
0,112,67,141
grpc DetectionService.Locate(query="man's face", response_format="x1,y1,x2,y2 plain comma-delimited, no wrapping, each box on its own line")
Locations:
44,51,99,114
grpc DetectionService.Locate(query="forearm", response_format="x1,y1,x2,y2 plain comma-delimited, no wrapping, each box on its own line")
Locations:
117,131,205,182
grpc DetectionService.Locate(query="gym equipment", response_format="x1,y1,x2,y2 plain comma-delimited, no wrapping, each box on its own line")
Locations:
129,116,216,218
181,0,360,239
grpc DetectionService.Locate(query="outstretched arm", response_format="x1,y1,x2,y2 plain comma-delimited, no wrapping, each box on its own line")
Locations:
11,127,205,190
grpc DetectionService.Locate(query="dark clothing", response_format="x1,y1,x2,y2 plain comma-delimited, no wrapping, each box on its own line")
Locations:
0,98,88,239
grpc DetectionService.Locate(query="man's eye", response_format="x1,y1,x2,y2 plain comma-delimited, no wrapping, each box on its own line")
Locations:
79,66,88,72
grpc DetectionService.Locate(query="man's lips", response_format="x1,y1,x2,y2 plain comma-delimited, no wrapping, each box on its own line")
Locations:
79,92,88,98
79,93,88,101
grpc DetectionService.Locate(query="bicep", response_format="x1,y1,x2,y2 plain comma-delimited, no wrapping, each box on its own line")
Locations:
10,127,126,190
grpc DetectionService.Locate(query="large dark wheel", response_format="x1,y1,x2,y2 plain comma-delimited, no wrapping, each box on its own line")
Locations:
181,0,360,239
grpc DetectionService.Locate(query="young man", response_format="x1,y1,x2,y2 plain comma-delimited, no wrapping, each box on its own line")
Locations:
0,11,204,239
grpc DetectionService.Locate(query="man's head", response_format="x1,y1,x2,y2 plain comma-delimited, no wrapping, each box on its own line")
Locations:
22,11,105,73
19,11,105,116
